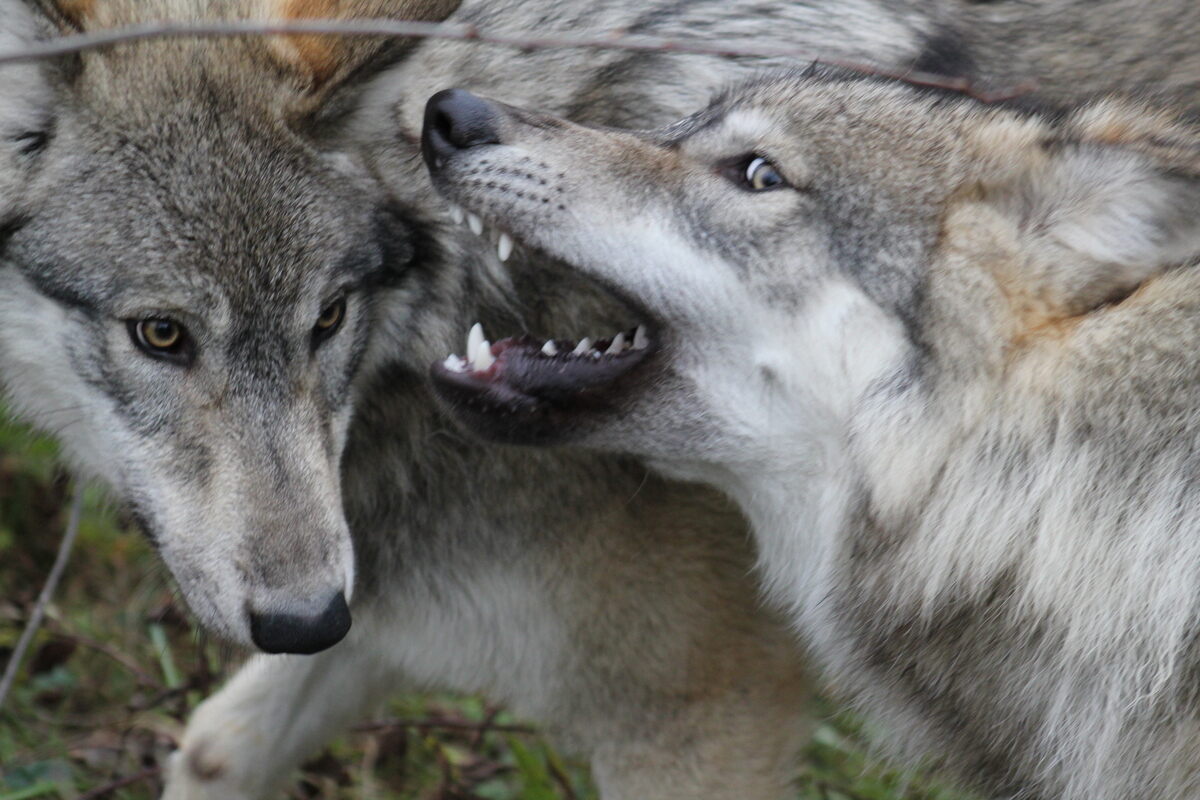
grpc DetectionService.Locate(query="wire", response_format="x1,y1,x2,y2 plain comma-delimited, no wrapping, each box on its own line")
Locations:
0,18,1033,103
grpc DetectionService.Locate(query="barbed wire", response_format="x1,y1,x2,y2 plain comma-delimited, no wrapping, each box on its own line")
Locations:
0,18,1034,103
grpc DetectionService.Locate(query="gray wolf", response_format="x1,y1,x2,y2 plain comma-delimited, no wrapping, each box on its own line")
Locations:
3,0,1198,797
422,74,1200,799
2,0,849,797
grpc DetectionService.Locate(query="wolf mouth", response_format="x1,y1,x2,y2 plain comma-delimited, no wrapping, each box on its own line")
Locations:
428,212,657,437
431,322,654,423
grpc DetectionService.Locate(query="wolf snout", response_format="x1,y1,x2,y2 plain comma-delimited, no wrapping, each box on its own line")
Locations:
422,88,503,169
246,591,351,655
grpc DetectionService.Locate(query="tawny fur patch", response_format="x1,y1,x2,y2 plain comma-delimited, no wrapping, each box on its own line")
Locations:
266,0,344,87
941,194,1084,350
48,0,96,27
263,0,461,89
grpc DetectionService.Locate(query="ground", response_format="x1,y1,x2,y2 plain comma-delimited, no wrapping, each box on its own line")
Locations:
0,411,976,800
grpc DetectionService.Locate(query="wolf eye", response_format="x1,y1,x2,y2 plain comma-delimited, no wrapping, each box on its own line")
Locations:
743,156,786,191
312,297,346,346
128,318,192,365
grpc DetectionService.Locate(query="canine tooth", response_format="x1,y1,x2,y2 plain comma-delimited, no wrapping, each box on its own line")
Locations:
449,205,465,224
541,340,559,356
467,212,484,236
572,337,592,356
497,233,514,262
473,338,495,371
633,325,649,350
443,354,467,373
606,332,626,355
467,322,485,365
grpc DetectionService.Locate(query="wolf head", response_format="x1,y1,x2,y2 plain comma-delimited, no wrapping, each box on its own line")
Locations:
422,74,1200,483
0,0,458,652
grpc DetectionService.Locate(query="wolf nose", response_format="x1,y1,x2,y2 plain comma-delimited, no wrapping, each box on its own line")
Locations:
247,592,352,655
422,88,502,167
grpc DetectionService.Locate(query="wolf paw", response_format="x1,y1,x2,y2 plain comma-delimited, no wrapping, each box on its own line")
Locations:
160,741,256,800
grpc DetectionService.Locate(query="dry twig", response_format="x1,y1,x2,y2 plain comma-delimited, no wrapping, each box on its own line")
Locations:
353,716,538,736
0,484,85,712
0,19,1035,103
76,766,162,800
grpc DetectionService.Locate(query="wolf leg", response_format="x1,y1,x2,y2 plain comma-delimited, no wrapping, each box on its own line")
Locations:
161,619,396,800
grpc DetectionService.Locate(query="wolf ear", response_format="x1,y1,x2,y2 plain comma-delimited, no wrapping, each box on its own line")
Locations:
265,0,462,101
984,110,1200,314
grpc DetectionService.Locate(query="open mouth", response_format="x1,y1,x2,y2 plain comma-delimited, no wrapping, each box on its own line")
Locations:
430,321,654,438
427,204,659,442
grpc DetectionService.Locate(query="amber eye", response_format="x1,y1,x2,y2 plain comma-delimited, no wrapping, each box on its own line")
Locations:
128,318,192,365
744,156,786,191
312,297,346,346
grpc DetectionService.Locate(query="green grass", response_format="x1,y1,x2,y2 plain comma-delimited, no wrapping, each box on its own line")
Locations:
0,412,976,800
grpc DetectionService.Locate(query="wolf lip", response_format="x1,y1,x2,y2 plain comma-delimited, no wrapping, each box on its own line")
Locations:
430,323,654,422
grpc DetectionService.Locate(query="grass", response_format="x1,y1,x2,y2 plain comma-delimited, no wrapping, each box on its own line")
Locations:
0,411,976,800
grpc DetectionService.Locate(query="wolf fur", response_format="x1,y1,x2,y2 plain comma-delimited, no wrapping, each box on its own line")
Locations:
0,0,873,796
425,71,1200,799
4,0,1200,797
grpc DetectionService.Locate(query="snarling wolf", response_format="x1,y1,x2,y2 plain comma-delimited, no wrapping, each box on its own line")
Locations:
424,73,1200,798
6,0,1200,796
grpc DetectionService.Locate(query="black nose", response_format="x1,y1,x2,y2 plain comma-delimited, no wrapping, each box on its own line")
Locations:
248,592,352,655
422,88,502,170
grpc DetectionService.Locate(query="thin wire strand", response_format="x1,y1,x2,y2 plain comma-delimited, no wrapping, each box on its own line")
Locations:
0,18,1034,103
0,483,86,713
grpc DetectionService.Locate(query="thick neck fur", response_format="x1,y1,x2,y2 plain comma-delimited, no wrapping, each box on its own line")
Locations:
713,255,1200,797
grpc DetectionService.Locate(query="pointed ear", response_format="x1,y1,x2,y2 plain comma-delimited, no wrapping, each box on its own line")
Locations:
982,102,1200,314
264,0,462,100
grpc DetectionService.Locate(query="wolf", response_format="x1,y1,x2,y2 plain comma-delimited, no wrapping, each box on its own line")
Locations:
422,73,1200,799
5,0,1200,798
0,0,957,796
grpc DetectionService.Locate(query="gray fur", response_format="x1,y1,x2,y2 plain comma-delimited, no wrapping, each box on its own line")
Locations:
429,71,1200,799
3,0,1199,797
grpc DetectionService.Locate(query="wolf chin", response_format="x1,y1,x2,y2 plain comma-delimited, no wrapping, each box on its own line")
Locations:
424,67,1200,800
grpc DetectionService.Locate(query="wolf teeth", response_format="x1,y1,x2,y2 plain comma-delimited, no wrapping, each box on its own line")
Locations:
541,340,559,356
497,233,514,262
633,325,649,350
443,354,468,373
473,337,495,370
467,322,485,364
572,337,593,356
467,212,484,236
448,205,465,225
606,332,626,355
